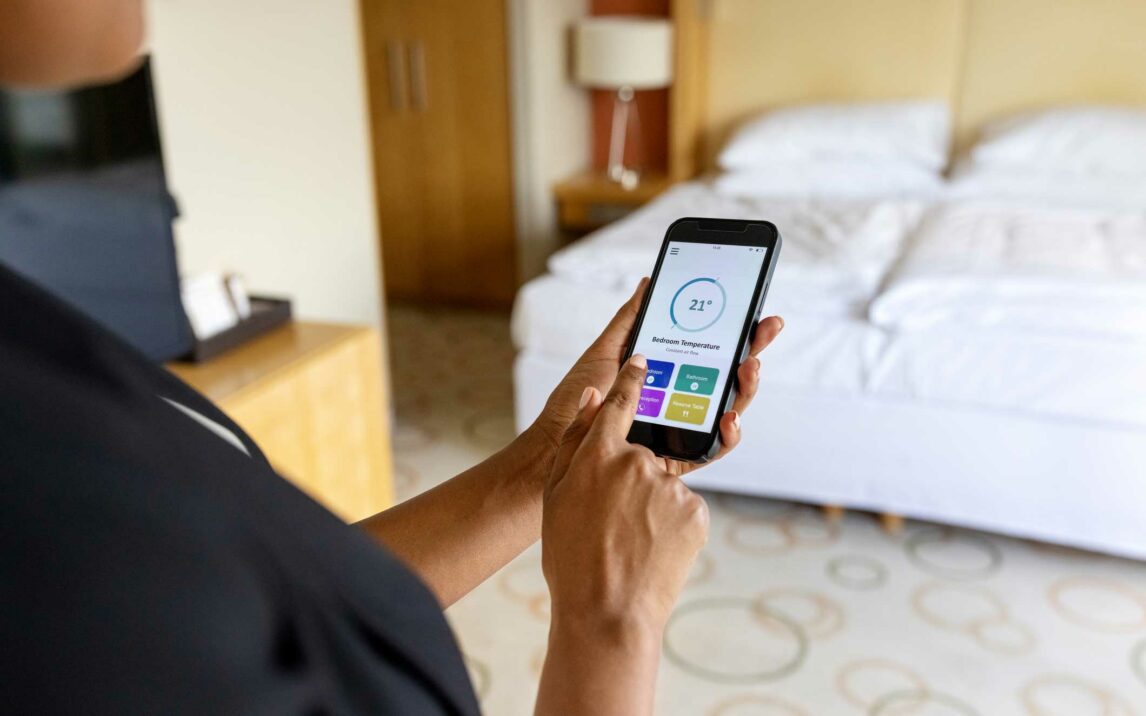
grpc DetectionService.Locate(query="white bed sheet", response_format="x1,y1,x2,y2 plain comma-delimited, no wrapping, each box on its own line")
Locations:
870,201,1146,341
547,181,928,318
514,274,1146,429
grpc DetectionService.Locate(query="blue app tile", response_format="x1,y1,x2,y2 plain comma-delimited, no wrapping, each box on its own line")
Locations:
644,359,674,389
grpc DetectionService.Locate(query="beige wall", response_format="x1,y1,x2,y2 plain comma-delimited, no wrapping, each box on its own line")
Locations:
508,0,589,282
147,0,383,325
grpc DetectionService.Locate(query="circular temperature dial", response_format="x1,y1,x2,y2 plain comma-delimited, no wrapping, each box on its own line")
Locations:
670,277,727,332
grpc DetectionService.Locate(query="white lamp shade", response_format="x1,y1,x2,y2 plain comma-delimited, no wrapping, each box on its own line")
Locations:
573,17,674,90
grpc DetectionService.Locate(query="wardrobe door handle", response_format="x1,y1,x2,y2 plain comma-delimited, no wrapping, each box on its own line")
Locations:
408,40,428,112
386,40,406,111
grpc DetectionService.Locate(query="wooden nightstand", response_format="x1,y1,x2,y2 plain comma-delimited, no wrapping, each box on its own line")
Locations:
553,169,673,235
168,321,394,522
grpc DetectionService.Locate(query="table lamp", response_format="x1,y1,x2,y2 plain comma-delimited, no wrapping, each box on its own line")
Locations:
573,16,673,189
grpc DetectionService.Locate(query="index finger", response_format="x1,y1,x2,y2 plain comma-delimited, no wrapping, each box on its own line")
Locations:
587,353,648,443
547,387,603,496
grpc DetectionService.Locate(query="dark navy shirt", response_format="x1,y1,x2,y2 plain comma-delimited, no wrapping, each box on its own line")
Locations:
0,265,480,715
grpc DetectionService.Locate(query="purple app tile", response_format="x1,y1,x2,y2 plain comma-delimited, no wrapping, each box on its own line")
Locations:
637,388,666,417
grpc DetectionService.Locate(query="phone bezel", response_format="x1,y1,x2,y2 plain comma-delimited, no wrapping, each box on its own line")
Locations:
622,217,781,463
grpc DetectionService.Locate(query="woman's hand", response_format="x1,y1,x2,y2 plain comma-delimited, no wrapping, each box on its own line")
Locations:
535,295,784,715
362,280,781,611
531,278,784,477
543,354,708,633
535,355,708,715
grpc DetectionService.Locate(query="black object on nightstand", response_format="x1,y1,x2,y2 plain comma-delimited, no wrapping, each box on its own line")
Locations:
185,296,293,362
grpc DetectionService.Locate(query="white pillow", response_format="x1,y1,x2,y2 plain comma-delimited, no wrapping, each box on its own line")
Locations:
717,101,950,171
713,160,944,200
946,160,1146,211
972,107,1146,176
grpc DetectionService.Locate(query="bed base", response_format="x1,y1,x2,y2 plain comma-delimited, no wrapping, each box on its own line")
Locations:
822,505,904,534
515,350,1146,559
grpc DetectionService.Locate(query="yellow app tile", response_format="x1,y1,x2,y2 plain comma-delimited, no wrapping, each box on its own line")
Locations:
665,393,710,425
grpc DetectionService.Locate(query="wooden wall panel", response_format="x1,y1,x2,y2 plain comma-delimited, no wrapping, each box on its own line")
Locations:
590,0,671,173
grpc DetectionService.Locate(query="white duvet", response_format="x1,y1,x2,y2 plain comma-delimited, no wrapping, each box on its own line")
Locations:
547,182,927,318
516,184,1146,429
870,201,1146,341
513,274,1146,429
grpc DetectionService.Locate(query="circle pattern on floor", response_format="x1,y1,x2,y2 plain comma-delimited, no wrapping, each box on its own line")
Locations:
664,597,808,684
388,306,1146,715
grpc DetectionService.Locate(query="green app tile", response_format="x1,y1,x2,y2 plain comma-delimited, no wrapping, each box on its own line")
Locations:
674,364,719,395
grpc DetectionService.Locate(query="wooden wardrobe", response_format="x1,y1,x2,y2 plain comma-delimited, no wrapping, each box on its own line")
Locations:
360,0,518,308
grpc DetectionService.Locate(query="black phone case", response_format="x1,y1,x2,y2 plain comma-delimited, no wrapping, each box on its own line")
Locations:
622,217,782,463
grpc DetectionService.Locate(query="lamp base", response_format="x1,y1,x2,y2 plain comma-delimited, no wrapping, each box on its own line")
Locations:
612,167,640,190
606,85,642,191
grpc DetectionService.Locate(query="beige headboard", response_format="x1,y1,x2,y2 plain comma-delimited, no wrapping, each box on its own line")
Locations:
669,0,1146,176
955,0,1146,149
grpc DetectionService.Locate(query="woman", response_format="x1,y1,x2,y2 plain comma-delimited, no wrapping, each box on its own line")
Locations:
0,3,784,713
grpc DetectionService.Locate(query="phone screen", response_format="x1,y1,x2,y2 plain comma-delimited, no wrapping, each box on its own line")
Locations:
629,240,769,434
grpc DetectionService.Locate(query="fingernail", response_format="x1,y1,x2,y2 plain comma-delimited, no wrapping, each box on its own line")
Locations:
629,354,647,369
776,316,785,332
578,386,594,410
731,411,741,430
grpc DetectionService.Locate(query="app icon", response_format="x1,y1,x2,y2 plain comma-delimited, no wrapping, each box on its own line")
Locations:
674,364,719,396
637,388,665,417
665,393,710,425
644,359,674,389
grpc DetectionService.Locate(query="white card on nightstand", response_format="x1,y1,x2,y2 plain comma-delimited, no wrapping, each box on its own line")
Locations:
182,272,239,339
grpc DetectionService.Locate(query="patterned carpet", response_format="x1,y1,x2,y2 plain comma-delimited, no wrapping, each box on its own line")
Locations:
387,306,1146,715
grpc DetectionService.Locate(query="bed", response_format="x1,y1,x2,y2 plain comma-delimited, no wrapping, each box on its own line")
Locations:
514,177,1146,557
512,0,1146,558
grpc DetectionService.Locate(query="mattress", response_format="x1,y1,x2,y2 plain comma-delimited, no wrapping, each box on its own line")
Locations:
514,350,1146,559
514,274,1146,430
547,181,928,318
868,327,1146,429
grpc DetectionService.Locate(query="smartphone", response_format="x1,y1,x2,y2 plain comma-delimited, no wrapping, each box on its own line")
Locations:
622,218,781,463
